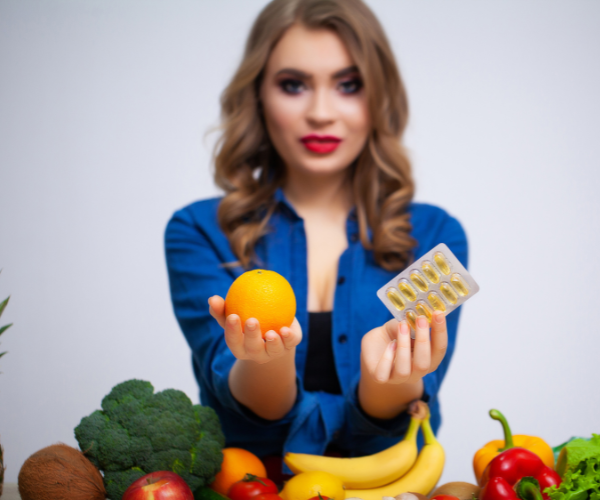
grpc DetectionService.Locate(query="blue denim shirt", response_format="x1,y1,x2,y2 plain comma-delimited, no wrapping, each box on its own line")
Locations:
165,189,468,463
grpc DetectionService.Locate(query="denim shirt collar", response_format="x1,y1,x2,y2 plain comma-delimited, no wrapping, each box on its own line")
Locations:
273,187,301,221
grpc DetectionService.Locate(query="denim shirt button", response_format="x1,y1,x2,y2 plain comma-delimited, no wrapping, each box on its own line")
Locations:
350,233,359,242
337,276,346,285
338,334,348,344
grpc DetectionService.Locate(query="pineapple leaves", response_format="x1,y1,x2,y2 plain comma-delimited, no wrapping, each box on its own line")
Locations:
0,270,11,362
0,296,9,318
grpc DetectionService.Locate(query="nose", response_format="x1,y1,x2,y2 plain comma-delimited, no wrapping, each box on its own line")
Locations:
306,87,336,127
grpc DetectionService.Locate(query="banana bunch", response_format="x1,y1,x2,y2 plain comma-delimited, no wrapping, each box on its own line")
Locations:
283,402,444,500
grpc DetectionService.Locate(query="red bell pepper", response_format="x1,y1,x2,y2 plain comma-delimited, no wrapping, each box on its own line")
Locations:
479,448,561,500
482,477,547,500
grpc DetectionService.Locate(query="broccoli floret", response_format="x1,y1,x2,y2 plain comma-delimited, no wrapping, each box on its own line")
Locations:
74,379,224,500
194,405,226,449
104,468,146,500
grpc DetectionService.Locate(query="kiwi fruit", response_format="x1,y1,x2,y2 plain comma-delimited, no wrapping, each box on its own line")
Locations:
430,481,480,500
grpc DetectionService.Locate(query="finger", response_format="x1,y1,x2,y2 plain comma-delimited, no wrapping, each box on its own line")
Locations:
373,334,397,383
291,317,303,343
279,326,297,350
430,311,448,369
383,318,400,341
208,295,226,328
264,330,285,357
242,318,267,360
223,314,245,357
412,315,431,375
393,321,412,381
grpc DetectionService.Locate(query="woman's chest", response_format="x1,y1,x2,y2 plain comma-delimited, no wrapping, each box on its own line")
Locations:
304,219,348,312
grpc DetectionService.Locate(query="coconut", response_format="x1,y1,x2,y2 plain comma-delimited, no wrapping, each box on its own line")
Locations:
18,443,105,500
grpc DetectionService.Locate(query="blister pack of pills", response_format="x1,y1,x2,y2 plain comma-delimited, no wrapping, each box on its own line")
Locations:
376,243,479,337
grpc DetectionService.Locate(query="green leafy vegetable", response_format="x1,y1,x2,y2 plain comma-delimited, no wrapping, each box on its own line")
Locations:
556,435,600,478
546,454,600,500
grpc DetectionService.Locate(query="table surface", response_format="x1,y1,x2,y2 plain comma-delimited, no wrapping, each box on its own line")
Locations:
2,483,20,500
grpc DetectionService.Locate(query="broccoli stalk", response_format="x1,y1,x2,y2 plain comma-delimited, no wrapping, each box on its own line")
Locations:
75,379,225,500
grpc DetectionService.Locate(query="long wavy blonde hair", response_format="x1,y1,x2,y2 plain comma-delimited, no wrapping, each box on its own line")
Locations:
214,0,416,271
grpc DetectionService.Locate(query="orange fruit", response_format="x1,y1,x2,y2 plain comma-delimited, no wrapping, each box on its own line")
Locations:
209,447,267,495
224,269,296,338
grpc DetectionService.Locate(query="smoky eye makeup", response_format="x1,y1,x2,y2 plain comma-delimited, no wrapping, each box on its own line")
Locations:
338,76,363,94
278,77,305,95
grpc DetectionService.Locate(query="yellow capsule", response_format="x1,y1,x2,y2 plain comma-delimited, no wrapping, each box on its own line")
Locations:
433,252,451,275
397,279,418,302
440,282,458,305
421,261,440,284
451,273,469,296
415,301,433,322
427,291,447,312
409,270,429,292
405,310,417,330
386,288,406,311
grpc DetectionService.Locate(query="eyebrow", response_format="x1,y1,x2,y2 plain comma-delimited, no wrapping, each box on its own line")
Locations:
275,65,359,79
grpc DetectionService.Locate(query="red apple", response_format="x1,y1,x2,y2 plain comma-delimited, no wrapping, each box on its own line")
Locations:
123,471,194,500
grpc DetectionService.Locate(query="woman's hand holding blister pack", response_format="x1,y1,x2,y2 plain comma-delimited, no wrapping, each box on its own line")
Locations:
361,312,448,385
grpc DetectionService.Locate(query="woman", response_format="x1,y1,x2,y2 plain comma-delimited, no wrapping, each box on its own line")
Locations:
165,0,467,466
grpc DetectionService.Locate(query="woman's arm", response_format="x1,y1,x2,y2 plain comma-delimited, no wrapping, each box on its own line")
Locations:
208,295,302,421
358,311,448,419
166,204,303,425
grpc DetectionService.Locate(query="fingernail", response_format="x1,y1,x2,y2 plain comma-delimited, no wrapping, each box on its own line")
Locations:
246,321,256,331
399,322,410,335
417,316,428,329
265,334,275,341
434,311,444,324
389,339,397,351
227,315,237,326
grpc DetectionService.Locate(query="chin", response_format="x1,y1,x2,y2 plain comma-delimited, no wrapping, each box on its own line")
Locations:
295,154,355,177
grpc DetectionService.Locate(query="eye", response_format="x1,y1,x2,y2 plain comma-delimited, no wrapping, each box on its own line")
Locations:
279,78,305,95
338,77,363,94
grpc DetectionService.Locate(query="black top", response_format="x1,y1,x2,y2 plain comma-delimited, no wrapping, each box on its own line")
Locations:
303,311,342,394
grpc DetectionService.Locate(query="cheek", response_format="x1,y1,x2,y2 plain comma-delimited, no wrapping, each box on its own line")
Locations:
262,94,305,140
338,98,370,136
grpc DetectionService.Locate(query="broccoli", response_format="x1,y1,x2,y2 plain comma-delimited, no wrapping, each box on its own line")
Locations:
75,379,225,500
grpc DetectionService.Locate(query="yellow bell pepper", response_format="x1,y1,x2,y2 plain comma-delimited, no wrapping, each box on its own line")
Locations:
473,409,555,484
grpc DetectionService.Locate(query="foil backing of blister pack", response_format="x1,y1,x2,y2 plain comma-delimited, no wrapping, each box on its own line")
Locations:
376,243,479,338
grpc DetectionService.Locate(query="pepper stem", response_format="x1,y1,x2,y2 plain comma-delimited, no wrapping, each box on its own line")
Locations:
489,409,514,452
515,477,543,500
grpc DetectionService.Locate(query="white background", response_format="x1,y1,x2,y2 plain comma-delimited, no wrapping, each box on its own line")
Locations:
1,0,599,489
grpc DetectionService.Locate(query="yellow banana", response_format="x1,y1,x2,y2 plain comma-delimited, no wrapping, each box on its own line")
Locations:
344,413,445,500
284,410,421,489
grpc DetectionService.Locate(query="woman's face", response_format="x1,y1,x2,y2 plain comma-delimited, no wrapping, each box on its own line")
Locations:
259,24,370,178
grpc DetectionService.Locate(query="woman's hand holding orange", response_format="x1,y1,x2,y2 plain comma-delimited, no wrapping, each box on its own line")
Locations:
208,295,303,364
361,311,448,385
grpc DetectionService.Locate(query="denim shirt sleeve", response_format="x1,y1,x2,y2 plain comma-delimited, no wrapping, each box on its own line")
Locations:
164,204,302,429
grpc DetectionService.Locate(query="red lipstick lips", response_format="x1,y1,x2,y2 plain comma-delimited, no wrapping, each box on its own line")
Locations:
300,134,342,154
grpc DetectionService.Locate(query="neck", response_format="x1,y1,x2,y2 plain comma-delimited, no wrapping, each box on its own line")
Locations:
283,169,352,219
